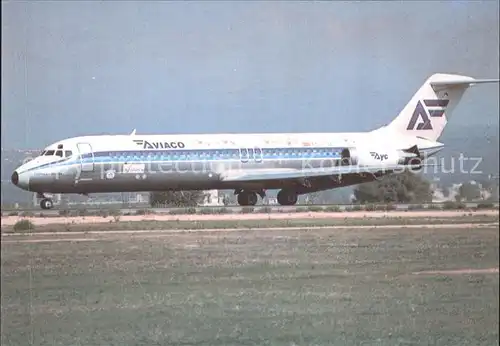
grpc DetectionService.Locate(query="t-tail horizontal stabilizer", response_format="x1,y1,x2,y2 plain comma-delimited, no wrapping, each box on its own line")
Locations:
430,77,500,90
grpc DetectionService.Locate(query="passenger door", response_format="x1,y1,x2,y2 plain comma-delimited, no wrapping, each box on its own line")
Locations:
75,143,95,182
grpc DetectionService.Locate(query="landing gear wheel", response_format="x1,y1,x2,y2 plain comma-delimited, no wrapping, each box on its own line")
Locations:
237,191,258,206
277,189,298,206
40,198,54,210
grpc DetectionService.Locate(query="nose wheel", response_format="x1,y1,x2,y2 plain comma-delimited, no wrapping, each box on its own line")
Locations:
40,198,54,210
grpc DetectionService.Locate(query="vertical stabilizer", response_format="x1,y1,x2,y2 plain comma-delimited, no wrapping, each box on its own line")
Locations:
380,73,499,141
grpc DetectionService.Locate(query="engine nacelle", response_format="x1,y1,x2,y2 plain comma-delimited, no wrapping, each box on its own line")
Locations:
342,147,420,167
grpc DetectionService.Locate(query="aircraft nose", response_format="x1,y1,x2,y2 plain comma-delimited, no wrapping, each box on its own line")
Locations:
11,170,30,190
11,171,19,185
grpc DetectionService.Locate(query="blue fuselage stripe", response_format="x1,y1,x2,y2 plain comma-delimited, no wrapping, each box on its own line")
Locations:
26,147,345,172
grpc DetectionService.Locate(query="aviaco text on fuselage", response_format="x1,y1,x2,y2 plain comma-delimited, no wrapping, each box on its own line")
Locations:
11,73,499,209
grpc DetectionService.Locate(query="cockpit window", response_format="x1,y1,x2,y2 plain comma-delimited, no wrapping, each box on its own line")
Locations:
40,150,47,156
45,150,55,156
55,150,63,157
65,150,72,157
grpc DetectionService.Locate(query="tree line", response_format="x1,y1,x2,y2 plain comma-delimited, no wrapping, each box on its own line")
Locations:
149,170,497,206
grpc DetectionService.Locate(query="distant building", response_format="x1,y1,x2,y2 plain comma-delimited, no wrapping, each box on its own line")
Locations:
201,190,224,206
430,177,448,203
266,197,278,205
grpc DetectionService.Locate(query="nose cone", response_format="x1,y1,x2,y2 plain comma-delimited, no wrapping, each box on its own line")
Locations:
11,170,30,190
11,171,19,185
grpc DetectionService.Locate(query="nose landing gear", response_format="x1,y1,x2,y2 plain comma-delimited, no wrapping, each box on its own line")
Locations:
37,193,54,210
40,198,54,210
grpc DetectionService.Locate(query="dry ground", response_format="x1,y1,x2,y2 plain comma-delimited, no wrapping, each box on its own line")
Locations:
1,225,499,346
2,209,498,226
2,211,499,235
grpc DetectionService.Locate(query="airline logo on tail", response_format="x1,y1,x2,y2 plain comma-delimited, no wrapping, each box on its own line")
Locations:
407,99,449,130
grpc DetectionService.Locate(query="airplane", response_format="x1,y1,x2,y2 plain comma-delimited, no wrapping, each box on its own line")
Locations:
10,73,499,209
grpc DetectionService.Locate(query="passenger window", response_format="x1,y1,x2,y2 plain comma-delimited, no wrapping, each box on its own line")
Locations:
55,150,63,157
45,150,55,156
65,151,72,157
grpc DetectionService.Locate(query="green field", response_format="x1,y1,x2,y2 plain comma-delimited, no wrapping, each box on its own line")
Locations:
2,225,498,346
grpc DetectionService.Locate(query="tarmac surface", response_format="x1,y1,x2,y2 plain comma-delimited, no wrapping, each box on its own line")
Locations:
2,223,498,345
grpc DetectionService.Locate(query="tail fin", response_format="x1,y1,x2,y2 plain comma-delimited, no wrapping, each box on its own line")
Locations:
380,73,499,141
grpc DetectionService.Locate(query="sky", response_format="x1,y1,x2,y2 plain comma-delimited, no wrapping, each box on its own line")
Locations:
1,0,499,149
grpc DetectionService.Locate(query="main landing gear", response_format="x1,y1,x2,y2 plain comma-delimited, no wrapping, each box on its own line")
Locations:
235,189,298,206
236,190,260,206
276,189,298,206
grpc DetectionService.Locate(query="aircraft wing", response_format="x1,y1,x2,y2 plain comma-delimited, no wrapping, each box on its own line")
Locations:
219,163,426,182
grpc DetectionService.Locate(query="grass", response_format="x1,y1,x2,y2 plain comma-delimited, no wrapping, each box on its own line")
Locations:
2,214,498,234
12,219,35,232
1,225,498,346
